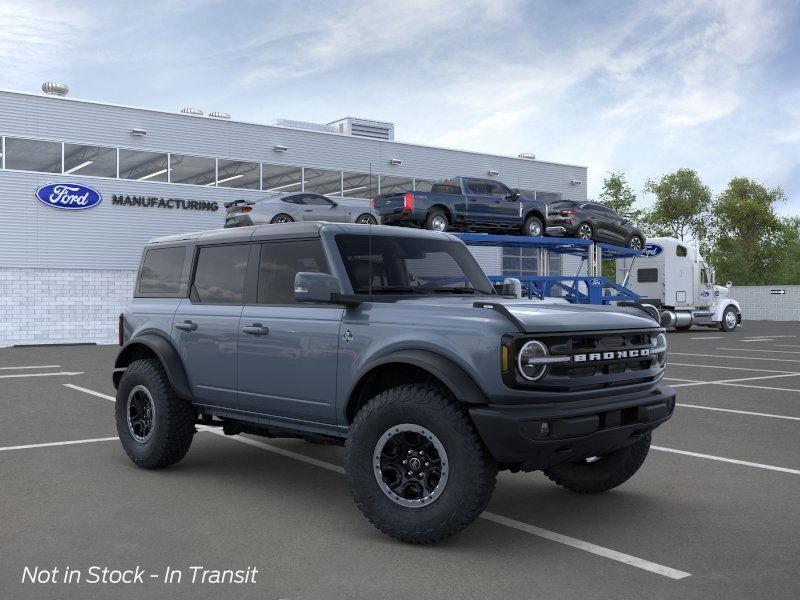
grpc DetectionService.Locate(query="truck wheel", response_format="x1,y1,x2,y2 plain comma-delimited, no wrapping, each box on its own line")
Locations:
346,383,497,544
115,359,195,469
719,306,738,332
425,209,449,232
522,215,544,237
543,433,651,494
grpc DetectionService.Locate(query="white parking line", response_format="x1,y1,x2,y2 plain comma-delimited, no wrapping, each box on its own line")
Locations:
652,446,800,476
689,336,723,340
0,365,61,370
0,371,84,379
671,363,797,373
666,373,800,388
668,363,797,374
671,352,800,364
716,347,800,354
675,403,800,421
775,344,800,349
64,383,116,401
0,437,118,452
200,427,690,580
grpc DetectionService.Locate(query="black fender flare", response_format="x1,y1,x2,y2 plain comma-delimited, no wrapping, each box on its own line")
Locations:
348,349,488,408
113,333,192,400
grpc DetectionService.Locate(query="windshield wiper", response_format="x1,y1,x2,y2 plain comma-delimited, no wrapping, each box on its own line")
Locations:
430,287,488,295
355,286,427,295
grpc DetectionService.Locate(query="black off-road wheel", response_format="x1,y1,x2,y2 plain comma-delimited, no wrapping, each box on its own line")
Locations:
543,433,651,494
346,384,497,544
115,359,196,469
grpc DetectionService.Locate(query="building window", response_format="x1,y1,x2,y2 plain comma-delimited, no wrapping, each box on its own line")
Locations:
342,171,377,198
262,163,302,193
4,137,61,173
217,159,260,189
63,144,117,177
170,154,216,186
304,168,342,196
378,175,413,196
119,149,169,182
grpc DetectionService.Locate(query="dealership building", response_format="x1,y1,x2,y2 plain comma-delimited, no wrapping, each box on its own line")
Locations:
0,85,588,346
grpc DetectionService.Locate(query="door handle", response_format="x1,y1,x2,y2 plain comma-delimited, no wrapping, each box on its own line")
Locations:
303,208,313,212
175,320,197,331
242,323,269,335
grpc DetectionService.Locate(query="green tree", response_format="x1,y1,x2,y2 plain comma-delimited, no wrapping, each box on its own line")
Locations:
642,169,711,241
598,171,642,222
706,178,789,285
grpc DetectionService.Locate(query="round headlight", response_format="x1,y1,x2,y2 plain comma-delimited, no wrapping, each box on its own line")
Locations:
517,340,550,381
652,332,667,367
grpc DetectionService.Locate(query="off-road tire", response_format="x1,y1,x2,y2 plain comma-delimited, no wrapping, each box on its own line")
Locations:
270,213,294,224
522,215,544,237
543,433,651,494
346,384,497,544
424,209,449,232
115,358,195,469
719,306,738,332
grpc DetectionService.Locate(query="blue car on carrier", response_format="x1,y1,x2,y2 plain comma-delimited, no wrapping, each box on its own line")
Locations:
372,176,552,237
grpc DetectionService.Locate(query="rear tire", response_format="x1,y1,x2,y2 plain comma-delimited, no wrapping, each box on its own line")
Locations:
270,213,294,224
628,235,644,251
425,209,449,232
543,434,651,494
577,222,593,240
346,384,497,544
115,359,195,469
356,213,377,225
522,215,544,237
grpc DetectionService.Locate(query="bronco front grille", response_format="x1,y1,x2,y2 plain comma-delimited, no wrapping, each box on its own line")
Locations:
506,329,664,393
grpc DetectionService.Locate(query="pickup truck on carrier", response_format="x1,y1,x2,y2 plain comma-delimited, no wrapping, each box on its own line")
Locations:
113,222,675,544
373,176,550,236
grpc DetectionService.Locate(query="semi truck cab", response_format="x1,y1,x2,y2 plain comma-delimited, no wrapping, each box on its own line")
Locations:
616,236,742,332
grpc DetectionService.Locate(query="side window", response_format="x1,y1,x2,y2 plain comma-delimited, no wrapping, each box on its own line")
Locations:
192,244,250,304
258,240,330,304
282,195,304,205
700,269,709,284
485,181,512,197
465,179,488,195
430,182,461,194
137,246,186,295
676,245,688,257
637,268,659,283
303,194,334,206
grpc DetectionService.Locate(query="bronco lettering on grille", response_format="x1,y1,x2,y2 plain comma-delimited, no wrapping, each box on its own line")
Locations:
572,348,651,363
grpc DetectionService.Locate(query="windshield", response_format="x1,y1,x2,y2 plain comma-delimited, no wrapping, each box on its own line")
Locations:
335,234,494,296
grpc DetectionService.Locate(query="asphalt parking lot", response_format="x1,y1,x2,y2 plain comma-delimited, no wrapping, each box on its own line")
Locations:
2,321,799,600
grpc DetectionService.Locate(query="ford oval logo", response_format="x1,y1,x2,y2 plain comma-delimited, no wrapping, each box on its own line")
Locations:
35,183,102,210
700,290,710,297
642,244,663,257
588,277,603,287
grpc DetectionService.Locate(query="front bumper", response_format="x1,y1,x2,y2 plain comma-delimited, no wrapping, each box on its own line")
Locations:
469,386,675,470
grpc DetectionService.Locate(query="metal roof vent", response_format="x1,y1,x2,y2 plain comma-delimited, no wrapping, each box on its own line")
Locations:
209,111,230,119
518,152,536,160
180,107,204,116
42,82,69,96
328,117,395,141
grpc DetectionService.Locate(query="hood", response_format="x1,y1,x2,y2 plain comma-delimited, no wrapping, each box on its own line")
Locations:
395,296,660,333
714,285,730,298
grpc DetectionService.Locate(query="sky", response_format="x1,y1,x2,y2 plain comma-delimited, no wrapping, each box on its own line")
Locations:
1,0,799,213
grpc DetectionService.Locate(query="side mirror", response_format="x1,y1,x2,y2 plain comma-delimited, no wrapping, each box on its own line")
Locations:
329,201,338,208
726,281,732,289
502,277,522,298
294,272,341,303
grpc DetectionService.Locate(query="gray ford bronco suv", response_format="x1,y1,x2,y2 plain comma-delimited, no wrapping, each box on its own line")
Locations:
114,222,675,544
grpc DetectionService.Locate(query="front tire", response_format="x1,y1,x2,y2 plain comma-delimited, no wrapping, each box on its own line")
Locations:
628,235,644,251
115,359,195,469
346,384,497,544
522,215,544,237
719,306,739,332
543,433,651,494
576,222,593,240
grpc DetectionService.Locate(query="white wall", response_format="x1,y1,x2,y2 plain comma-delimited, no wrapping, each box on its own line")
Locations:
729,286,800,322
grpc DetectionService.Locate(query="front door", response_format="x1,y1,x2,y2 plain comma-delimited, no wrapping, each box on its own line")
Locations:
173,243,252,408
464,179,496,226
298,194,346,222
237,239,343,427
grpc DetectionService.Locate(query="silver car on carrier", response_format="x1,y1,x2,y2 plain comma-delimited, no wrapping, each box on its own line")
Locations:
225,192,381,228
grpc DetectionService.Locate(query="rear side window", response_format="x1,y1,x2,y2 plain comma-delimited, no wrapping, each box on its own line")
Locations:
431,182,461,194
138,246,186,295
637,268,659,283
192,244,250,304
258,240,329,304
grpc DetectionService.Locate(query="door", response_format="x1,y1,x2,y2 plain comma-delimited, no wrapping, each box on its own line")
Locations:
173,243,252,408
585,204,619,242
297,194,347,223
698,262,713,307
464,179,498,226
237,239,343,427
484,180,521,225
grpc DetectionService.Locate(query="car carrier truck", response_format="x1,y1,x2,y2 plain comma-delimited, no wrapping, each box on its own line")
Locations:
616,236,742,332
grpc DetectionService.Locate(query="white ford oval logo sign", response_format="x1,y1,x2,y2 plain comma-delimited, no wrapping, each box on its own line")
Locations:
642,244,663,257
588,277,603,287
35,183,102,210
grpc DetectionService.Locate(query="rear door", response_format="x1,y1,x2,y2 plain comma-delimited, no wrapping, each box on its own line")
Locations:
236,239,343,427
173,243,252,408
